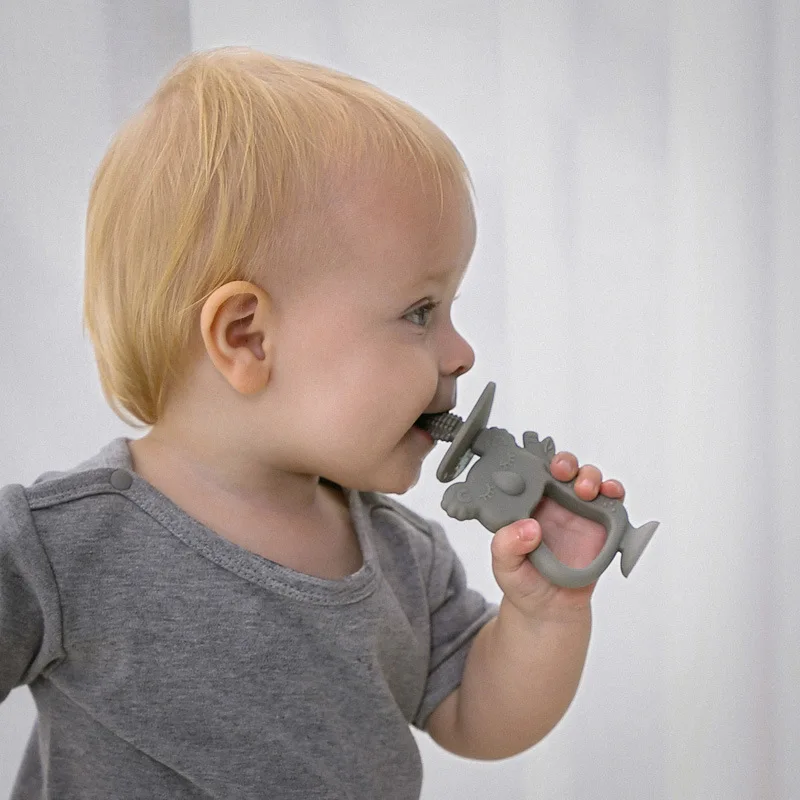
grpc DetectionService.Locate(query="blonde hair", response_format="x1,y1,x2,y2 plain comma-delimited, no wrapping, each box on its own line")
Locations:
83,47,473,428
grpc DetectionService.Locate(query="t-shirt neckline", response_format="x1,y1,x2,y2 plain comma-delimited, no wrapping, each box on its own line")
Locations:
99,437,380,606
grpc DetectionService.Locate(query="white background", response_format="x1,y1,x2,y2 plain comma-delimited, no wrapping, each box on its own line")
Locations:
1,1,798,798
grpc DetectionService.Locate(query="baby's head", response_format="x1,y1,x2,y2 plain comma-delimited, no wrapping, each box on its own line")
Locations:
84,47,476,493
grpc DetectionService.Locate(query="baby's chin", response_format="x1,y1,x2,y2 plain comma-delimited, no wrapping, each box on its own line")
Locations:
342,462,425,496
319,432,434,494
384,471,422,496
347,473,420,496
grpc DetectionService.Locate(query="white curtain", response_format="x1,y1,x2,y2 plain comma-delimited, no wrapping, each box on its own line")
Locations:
1,2,797,798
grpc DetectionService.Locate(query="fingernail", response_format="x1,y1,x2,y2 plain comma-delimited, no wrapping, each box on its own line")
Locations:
518,521,537,541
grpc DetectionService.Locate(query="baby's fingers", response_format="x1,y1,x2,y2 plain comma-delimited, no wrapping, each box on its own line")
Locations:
550,451,579,481
600,479,625,500
490,519,542,575
551,452,626,502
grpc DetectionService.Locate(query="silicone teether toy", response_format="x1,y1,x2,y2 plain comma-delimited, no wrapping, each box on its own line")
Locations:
417,382,659,589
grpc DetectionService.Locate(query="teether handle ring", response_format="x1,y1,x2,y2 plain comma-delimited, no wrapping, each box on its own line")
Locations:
526,476,629,589
469,431,630,589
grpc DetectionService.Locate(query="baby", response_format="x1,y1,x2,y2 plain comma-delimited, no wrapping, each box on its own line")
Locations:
0,48,625,799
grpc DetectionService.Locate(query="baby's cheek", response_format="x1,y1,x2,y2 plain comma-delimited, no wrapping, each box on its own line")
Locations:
403,354,441,398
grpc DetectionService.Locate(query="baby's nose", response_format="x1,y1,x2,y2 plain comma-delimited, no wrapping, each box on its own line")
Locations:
442,327,475,378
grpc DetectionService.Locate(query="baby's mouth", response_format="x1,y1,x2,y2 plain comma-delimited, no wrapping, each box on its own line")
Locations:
412,415,432,436
414,391,459,440
416,388,458,434
414,412,459,442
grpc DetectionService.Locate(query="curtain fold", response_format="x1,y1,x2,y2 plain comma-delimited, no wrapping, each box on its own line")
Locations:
771,0,800,795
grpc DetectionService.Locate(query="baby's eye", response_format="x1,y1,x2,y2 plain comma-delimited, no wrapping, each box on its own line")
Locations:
404,301,439,327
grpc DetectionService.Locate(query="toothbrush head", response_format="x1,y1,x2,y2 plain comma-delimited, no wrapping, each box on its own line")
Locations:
434,382,496,482
415,412,462,442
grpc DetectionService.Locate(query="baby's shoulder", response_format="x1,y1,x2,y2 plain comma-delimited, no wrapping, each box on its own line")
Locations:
356,491,451,575
361,492,433,534
2,438,138,553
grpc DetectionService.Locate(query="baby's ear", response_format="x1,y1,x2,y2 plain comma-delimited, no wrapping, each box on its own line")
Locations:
200,280,273,395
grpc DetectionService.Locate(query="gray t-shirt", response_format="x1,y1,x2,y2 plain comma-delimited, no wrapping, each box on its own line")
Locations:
0,438,496,799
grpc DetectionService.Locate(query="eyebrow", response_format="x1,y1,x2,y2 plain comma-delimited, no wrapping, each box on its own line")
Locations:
411,260,469,290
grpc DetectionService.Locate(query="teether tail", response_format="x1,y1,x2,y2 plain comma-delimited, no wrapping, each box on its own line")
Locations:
418,382,659,589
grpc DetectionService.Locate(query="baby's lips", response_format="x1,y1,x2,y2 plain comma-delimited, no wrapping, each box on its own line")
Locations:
414,404,454,429
421,384,458,417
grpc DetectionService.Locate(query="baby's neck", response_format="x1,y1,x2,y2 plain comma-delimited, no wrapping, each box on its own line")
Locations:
127,434,362,579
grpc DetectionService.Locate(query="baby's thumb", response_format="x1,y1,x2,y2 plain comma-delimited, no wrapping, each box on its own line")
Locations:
490,519,542,575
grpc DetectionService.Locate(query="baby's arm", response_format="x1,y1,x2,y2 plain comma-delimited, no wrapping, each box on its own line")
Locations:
426,452,622,759
0,485,64,705
426,595,590,759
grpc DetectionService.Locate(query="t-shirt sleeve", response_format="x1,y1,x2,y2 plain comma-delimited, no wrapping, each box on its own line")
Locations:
0,484,64,703
412,519,498,730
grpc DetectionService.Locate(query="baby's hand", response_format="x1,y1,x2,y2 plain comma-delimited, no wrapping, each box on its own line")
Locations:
490,453,625,622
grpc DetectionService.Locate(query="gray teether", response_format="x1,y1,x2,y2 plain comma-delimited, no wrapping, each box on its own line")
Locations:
418,382,659,589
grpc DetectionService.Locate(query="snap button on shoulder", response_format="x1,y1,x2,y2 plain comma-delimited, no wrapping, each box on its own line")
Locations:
109,469,133,491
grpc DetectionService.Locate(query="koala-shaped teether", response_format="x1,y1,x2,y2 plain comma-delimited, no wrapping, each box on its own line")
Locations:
417,383,659,589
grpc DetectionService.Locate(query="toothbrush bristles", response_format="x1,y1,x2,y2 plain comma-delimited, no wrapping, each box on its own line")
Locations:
416,412,463,442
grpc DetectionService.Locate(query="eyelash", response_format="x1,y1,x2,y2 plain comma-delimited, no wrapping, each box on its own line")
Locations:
404,300,440,328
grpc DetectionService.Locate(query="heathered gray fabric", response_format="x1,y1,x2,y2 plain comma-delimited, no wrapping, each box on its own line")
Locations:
0,438,496,799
